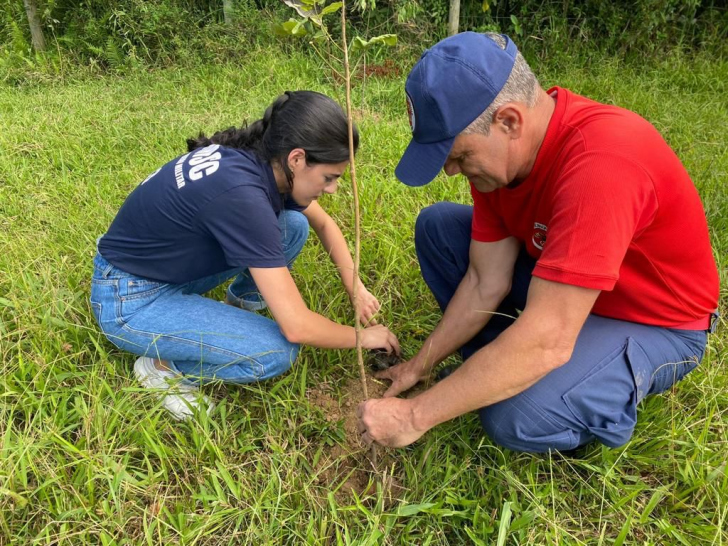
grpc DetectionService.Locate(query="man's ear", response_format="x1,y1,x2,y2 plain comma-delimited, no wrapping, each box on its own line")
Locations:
494,105,524,138
287,148,307,170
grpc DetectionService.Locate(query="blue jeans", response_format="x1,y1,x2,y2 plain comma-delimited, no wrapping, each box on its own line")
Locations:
415,202,708,452
90,210,309,384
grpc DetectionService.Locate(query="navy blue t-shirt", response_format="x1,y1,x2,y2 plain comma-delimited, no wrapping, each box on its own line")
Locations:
99,145,305,284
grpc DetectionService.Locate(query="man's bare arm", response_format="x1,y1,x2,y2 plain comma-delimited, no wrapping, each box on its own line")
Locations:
359,277,600,447
376,236,520,397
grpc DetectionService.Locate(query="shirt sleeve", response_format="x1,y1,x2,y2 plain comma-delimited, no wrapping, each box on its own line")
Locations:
533,152,658,290
197,185,287,269
470,182,510,242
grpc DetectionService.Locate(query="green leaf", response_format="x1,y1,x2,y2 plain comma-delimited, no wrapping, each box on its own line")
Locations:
510,14,523,36
291,20,307,36
639,488,666,524
464,527,487,546
215,460,241,500
309,30,327,44
281,0,319,19
496,501,512,546
0,487,28,509
706,462,726,483
396,502,437,517
482,1,490,12
509,510,536,531
274,18,309,38
613,516,631,546
350,33,397,52
320,2,342,16
281,0,339,26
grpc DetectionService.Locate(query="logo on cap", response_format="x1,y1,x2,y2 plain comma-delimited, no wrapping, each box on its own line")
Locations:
405,92,416,134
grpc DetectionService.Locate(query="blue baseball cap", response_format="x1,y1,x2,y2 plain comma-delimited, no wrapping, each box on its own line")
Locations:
395,32,519,187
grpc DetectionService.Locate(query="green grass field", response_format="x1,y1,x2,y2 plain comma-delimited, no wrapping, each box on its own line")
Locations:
1,46,727,545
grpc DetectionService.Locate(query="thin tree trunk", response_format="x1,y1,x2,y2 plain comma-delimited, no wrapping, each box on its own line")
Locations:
23,0,45,52
340,0,377,464
223,0,234,24
340,2,365,400
447,0,460,36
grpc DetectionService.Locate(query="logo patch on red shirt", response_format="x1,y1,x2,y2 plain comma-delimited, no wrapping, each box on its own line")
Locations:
532,222,548,250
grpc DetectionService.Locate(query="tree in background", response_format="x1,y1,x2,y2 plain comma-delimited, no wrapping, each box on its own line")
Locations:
223,0,234,24
22,0,45,51
447,0,459,36
3,0,725,73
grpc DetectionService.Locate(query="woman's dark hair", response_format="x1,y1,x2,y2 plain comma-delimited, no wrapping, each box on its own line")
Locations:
187,91,358,188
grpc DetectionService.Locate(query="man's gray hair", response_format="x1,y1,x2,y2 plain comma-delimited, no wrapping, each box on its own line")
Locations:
462,33,540,136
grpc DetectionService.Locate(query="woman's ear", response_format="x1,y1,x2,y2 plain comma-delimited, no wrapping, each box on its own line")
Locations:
287,148,307,171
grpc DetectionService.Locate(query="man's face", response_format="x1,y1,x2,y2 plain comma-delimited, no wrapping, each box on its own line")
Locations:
442,130,513,193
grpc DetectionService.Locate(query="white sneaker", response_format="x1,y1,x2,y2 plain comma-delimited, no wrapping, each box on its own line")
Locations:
133,357,215,421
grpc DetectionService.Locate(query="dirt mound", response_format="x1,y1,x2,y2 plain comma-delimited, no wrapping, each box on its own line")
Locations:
306,374,405,505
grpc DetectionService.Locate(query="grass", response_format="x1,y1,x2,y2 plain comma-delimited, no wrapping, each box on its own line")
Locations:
0,44,727,545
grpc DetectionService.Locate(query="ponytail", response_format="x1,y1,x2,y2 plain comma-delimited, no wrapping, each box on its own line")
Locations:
186,91,357,188
186,93,291,153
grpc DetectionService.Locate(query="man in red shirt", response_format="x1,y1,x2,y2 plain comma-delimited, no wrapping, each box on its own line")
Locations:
357,32,719,451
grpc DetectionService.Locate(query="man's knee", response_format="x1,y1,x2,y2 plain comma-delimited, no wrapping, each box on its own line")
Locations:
479,397,583,453
415,201,474,256
414,203,450,251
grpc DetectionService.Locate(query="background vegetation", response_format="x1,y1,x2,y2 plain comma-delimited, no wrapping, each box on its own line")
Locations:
2,0,727,81
1,0,727,544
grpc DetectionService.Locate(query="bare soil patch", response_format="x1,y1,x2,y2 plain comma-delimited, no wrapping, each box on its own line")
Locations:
306,373,406,505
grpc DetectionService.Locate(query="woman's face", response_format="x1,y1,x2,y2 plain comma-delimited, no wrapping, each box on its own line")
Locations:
287,149,348,207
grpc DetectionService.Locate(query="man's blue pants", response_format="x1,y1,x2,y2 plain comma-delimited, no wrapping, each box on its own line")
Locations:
415,202,708,453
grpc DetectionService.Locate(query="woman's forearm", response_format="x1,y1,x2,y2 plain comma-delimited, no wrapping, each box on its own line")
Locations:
284,309,358,348
314,215,358,293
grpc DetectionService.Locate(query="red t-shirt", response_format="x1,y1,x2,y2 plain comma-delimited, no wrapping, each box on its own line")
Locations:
471,87,718,329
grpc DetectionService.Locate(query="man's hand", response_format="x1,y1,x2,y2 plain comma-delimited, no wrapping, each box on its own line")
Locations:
357,397,427,447
374,359,429,397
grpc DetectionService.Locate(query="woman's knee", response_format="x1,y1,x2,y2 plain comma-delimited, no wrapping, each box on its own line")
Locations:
177,339,300,385
257,340,300,380
227,336,299,383
280,210,310,253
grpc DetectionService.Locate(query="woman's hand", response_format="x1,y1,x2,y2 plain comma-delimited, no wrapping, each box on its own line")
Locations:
360,324,400,355
349,281,381,326
303,204,382,327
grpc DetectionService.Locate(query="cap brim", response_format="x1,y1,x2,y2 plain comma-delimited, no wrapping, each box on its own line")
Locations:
395,136,455,187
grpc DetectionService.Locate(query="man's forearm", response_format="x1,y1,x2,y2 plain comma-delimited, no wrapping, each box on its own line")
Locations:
359,278,599,448
410,316,567,432
411,269,509,375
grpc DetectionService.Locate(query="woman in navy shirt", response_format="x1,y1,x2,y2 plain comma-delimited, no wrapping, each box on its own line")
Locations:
91,91,400,420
